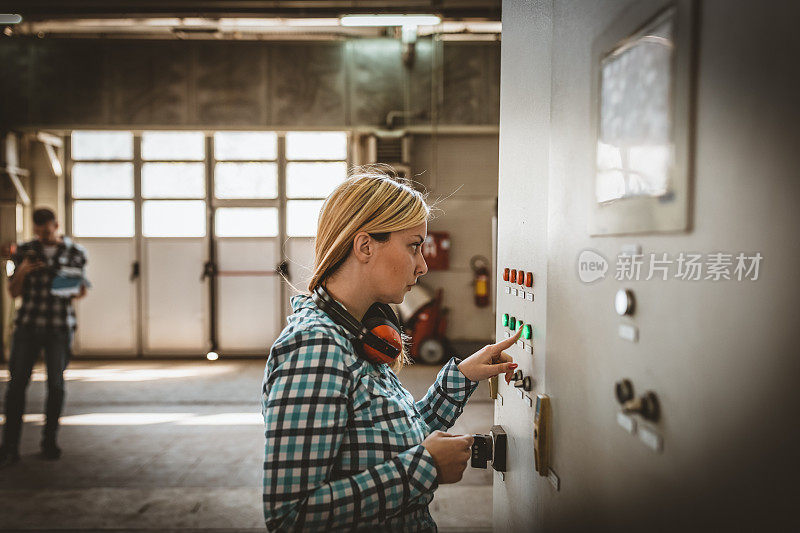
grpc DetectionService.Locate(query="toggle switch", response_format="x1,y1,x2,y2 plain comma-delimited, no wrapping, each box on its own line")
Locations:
510,269,517,283
503,268,510,282
622,391,660,422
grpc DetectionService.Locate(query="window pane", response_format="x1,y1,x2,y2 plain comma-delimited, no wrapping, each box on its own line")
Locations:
142,163,205,199
214,162,277,199
73,201,134,237
142,131,205,160
286,132,347,160
71,131,133,160
72,163,134,199
143,200,206,237
287,200,324,237
214,132,277,160
216,208,278,237
286,162,347,198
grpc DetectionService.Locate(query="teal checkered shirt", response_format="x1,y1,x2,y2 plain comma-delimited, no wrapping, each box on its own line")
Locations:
262,294,479,532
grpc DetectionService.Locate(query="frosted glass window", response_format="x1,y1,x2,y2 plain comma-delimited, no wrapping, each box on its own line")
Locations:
71,131,133,160
142,131,205,161
286,200,324,237
287,162,347,199
142,163,205,199
214,162,278,199
73,201,134,237
286,132,347,160
214,132,277,160
72,163,134,199
143,200,206,237
596,13,674,203
216,208,279,237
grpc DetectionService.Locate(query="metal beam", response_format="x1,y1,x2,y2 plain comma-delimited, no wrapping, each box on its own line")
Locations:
2,1,501,20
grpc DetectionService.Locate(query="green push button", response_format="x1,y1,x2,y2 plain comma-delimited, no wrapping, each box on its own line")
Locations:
522,324,532,339
509,317,517,330
502,313,509,327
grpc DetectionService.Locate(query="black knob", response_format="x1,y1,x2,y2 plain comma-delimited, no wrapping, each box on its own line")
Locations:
622,391,660,422
514,375,532,391
512,370,523,381
615,379,634,404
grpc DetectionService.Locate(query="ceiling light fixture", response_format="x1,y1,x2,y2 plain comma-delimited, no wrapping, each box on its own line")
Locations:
340,14,441,27
0,14,22,24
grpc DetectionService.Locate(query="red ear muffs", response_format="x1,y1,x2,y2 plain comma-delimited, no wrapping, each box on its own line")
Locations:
311,286,403,365
362,317,403,365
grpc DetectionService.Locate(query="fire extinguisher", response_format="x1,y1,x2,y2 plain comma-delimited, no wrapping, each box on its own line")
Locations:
470,255,490,308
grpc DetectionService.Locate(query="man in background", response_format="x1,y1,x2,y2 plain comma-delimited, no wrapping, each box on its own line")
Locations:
0,208,88,467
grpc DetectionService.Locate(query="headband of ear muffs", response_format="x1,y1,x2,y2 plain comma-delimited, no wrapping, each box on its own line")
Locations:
312,286,403,365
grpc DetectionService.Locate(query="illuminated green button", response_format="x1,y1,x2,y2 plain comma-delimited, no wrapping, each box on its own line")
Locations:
502,313,509,327
509,317,516,330
522,324,532,340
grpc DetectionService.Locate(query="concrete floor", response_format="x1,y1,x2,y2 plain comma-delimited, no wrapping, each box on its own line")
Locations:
0,359,493,532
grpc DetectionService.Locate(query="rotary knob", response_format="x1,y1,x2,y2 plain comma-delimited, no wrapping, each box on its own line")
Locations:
622,391,660,422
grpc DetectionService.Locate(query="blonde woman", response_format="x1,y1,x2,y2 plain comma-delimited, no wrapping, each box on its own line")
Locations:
261,169,521,532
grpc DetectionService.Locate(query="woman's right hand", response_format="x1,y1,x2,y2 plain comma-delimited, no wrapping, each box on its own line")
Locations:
421,430,474,484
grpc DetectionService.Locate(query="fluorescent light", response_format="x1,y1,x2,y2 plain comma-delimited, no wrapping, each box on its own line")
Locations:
285,18,341,27
218,18,283,28
340,14,441,27
0,14,22,24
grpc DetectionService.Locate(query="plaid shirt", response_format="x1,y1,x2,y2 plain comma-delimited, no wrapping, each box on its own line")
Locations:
262,294,478,532
11,237,87,330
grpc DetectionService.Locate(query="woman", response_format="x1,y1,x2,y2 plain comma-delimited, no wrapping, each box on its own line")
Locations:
262,168,522,532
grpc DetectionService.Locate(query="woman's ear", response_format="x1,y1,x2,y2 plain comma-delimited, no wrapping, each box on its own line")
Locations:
352,231,373,263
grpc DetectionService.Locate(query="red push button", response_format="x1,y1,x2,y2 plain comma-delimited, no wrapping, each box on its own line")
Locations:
525,272,533,287
518,270,525,285
510,269,517,283
503,268,510,282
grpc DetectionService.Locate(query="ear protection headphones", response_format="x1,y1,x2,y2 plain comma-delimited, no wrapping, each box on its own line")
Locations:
311,285,403,365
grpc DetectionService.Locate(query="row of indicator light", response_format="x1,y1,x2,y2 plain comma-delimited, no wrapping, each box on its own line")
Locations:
503,268,534,288
502,314,532,340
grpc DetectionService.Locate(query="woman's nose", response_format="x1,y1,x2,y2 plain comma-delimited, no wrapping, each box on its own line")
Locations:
417,254,428,276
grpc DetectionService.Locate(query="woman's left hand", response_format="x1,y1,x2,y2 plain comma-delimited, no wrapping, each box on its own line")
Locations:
457,328,521,383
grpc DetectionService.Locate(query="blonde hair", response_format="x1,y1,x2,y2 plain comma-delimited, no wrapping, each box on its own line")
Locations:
309,166,431,372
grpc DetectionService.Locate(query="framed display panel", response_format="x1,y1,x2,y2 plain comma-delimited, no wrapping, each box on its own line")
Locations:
590,0,696,235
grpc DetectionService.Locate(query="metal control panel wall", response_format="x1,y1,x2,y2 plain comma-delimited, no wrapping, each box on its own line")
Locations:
496,0,800,530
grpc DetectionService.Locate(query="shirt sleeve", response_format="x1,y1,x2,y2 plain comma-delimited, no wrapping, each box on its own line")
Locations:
262,330,439,532
415,357,479,433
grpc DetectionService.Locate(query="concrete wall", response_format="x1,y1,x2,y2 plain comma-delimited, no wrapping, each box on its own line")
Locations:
496,0,799,530
0,38,499,129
